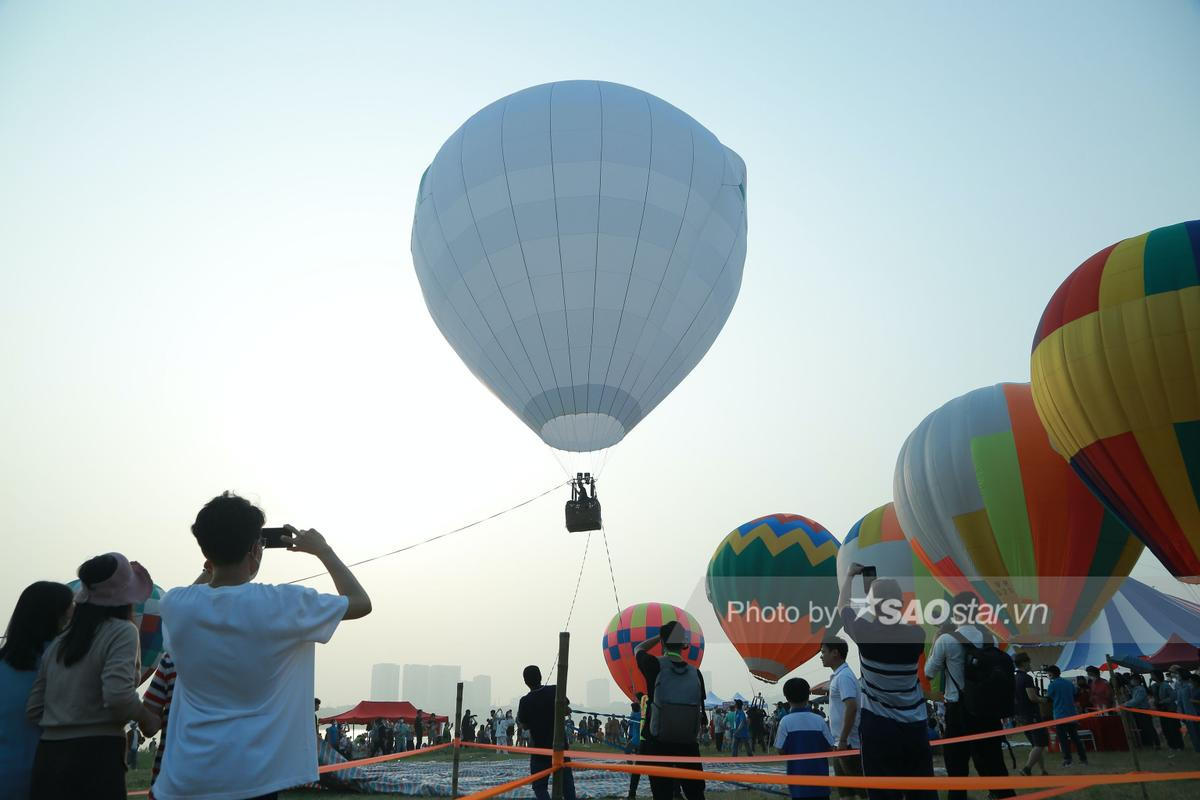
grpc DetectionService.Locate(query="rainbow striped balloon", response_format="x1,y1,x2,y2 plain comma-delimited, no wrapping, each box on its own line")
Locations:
1031,220,1200,583
602,602,704,702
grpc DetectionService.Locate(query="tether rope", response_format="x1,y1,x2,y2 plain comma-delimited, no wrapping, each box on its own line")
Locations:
285,481,568,584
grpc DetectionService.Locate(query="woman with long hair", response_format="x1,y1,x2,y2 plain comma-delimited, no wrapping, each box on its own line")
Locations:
26,553,161,799
0,581,74,799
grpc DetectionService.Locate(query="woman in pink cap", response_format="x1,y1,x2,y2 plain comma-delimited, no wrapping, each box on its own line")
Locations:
26,553,162,799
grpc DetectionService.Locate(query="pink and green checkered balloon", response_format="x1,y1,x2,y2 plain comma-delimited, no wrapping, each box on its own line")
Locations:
602,602,704,702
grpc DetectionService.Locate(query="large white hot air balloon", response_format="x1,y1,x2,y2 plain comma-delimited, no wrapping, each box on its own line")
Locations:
411,80,747,456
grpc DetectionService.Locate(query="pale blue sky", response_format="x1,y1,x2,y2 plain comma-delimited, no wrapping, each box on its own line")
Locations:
2,1,1199,706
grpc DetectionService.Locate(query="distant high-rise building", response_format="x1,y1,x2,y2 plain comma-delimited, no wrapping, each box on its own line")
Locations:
427,665,461,716
464,674,492,714
371,663,401,701
586,678,609,710
402,664,430,709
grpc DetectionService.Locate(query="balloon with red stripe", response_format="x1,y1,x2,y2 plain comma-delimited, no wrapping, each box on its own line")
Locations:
1031,220,1200,583
893,383,1143,645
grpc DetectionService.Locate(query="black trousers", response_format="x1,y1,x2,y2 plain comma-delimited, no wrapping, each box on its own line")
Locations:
858,709,936,800
639,739,704,800
1134,711,1159,748
1054,722,1087,763
1159,709,1185,750
943,702,1014,800
31,736,126,800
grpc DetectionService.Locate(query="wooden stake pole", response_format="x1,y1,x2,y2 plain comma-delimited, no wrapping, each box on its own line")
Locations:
452,681,464,798
1107,655,1148,800
551,631,570,800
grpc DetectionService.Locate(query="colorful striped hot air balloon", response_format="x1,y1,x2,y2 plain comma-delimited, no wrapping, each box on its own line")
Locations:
602,602,704,702
1031,220,1200,583
893,383,1144,645
705,514,839,683
838,504,947,692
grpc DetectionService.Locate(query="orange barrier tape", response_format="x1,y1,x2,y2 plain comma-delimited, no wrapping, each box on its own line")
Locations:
1015,786,1084,800
461,709,1110,764
1123,706,1200,722
933,708,1107,748
568,761,1200,791
456,766,557,800
317,740,452,773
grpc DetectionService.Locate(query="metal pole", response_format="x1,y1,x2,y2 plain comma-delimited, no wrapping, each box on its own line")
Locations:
1107,654,1148,800
551,631,571,800
452,681,464,798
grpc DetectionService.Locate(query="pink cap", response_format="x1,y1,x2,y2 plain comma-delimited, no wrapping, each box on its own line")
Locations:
75,552,153,607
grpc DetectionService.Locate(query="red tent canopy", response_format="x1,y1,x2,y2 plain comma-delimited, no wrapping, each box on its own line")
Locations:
319,701,449,725
1145,634,1200,669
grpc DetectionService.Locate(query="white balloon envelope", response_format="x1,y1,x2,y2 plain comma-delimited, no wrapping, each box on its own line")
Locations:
411,80,747,453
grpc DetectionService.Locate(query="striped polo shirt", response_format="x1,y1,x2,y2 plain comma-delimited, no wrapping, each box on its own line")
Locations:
841,607,928,724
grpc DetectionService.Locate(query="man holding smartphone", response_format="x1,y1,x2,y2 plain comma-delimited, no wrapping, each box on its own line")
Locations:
152,491,372,800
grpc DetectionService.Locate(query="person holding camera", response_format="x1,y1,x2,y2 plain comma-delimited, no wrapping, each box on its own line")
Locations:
836,564,935,800
151,491,371,800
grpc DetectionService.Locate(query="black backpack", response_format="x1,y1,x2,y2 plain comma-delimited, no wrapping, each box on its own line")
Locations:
649,656,703,744
949,631,1015,719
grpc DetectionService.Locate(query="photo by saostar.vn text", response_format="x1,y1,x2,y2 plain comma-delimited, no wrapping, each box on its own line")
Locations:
710,596,1051,631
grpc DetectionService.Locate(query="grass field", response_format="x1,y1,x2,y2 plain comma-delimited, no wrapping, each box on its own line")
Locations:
124,744,1200,798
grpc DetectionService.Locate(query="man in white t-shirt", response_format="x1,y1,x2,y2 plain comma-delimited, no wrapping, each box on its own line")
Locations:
819,637,864,799
153,491,372,800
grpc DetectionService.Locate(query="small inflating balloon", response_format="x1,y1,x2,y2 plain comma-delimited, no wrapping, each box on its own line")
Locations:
602,602,704,702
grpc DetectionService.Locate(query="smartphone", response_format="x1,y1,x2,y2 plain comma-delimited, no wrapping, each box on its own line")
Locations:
861,565,877,593
261,527,290,548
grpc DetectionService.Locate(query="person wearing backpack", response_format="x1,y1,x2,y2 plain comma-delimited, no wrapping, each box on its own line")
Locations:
634,621,706,800
925,592,1015,800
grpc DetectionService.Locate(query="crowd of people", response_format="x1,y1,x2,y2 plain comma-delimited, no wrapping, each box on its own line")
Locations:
4,510,1200,800
0,491,373,799
323,710,448,760
825,563,1200,800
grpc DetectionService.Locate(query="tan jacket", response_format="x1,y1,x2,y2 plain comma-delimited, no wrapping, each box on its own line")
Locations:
26,617,142,739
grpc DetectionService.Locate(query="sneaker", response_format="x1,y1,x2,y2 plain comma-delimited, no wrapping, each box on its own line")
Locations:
1019,766,1032,777
1061,760,1073,768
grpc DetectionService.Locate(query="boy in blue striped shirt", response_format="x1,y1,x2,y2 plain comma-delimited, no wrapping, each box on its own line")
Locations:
775,678,835,799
